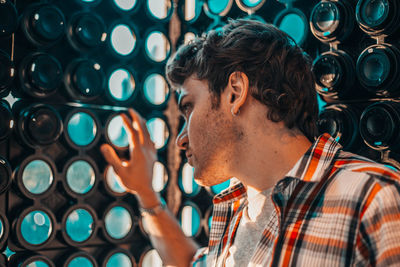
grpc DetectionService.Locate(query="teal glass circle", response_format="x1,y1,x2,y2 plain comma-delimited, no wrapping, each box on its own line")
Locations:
113,0,137,11
147,0,172,20
107,115,129,148
105,206,132,239
207,0,230,14
179,163,199,196
67,112,97,146
0,218,3,239
106,252,132,267
142,250,163,267
241,0,262,8
278,13,306,45
105,166,126,193
143,74,169,105
21,210,52,245
146,117,169,149
68,256,93,267
208,214,212,230
66,160,95,194
108,68,135,101
26,261,49,267
145,31,171,62
179,204,201,237
211,179,230,194
22,160,53,195
65,208,94,242
110,24,136,56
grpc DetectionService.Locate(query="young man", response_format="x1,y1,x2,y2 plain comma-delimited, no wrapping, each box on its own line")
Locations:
101,19,400,266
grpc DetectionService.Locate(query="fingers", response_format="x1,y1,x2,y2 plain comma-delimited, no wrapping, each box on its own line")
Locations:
128,109,153,146
101,144,122,171
120,113,140,148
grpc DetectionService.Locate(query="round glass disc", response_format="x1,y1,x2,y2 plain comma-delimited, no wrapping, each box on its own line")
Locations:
108,68,135,101
152,162,168,192
146,117,169,149
68,256,93,267
144,74,169,105
66,160,95,194
105,166,127,194
207,0,230,15
67,112,97,146
107,115,129,148
106,252,132,267
145,31,171,62
142,249,163,267
147,0,172,20
179,204,201,237
105,206,132,239
26,261,50,267
110,24,136,56
179,163,199,196
113,0,137,11
22,160,53,195
65,208,94,242
278,13,306,45
21,210,52,245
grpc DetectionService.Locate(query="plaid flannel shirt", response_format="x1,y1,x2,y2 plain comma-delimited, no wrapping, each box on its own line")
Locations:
192,133,400,266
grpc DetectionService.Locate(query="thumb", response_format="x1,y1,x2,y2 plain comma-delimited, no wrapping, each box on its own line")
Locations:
101,144,122,170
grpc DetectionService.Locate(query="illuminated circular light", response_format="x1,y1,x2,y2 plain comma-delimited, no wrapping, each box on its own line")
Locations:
66,160,95,194
22,160,53,195
69,13,107,49
106,252,132,267
147,0,172,20
179,163,200,196
108,68,135,101
68,256,93,267
0,218,3,239
276,11,307,45
0,50,14,94
211,179,230,194
23,4,66,45
26,261,50,267
145,31,171,62
105,166,127,194
0,101,13,142
20,53,63,97
65,208,94,243
146,117,169,149
142,249,163,267
152,162,168,192
67,112,97,147
107,115,129,148
110,24,136,56
105,206,132,239
21,210,52,245
360,102,400,150
143,74,169,105
207,0,230,15
66,59,105,99
0,0,18,36
241,0,262,8
183,0,202,22
179,204,201,237
113,0,137,11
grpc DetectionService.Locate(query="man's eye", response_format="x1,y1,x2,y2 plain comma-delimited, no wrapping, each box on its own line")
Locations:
182,103,192,114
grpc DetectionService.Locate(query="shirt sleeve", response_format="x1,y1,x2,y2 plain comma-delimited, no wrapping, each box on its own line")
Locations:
355,182,400,266
191,247,209,267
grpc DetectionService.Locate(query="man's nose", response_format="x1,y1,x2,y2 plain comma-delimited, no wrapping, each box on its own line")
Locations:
176,128,188,150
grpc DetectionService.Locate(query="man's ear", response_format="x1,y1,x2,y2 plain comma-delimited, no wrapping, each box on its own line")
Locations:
227,71,249,115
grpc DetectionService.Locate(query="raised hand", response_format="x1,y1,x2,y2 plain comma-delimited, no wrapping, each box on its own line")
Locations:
101,108,157,197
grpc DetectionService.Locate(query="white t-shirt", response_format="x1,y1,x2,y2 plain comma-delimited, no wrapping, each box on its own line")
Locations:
225,187,274,266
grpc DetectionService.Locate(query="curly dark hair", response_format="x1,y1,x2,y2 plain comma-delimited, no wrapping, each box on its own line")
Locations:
166,19,318,141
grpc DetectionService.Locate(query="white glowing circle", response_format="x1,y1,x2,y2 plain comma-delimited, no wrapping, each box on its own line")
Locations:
111,24,136,56
152,162,168,192
145,31,170,62
114,0,137,11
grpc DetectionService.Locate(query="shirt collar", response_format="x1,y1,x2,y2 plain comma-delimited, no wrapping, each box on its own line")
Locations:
213,133,342,204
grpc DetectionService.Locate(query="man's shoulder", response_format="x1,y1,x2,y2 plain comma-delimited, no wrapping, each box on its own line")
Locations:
330,149,400,187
